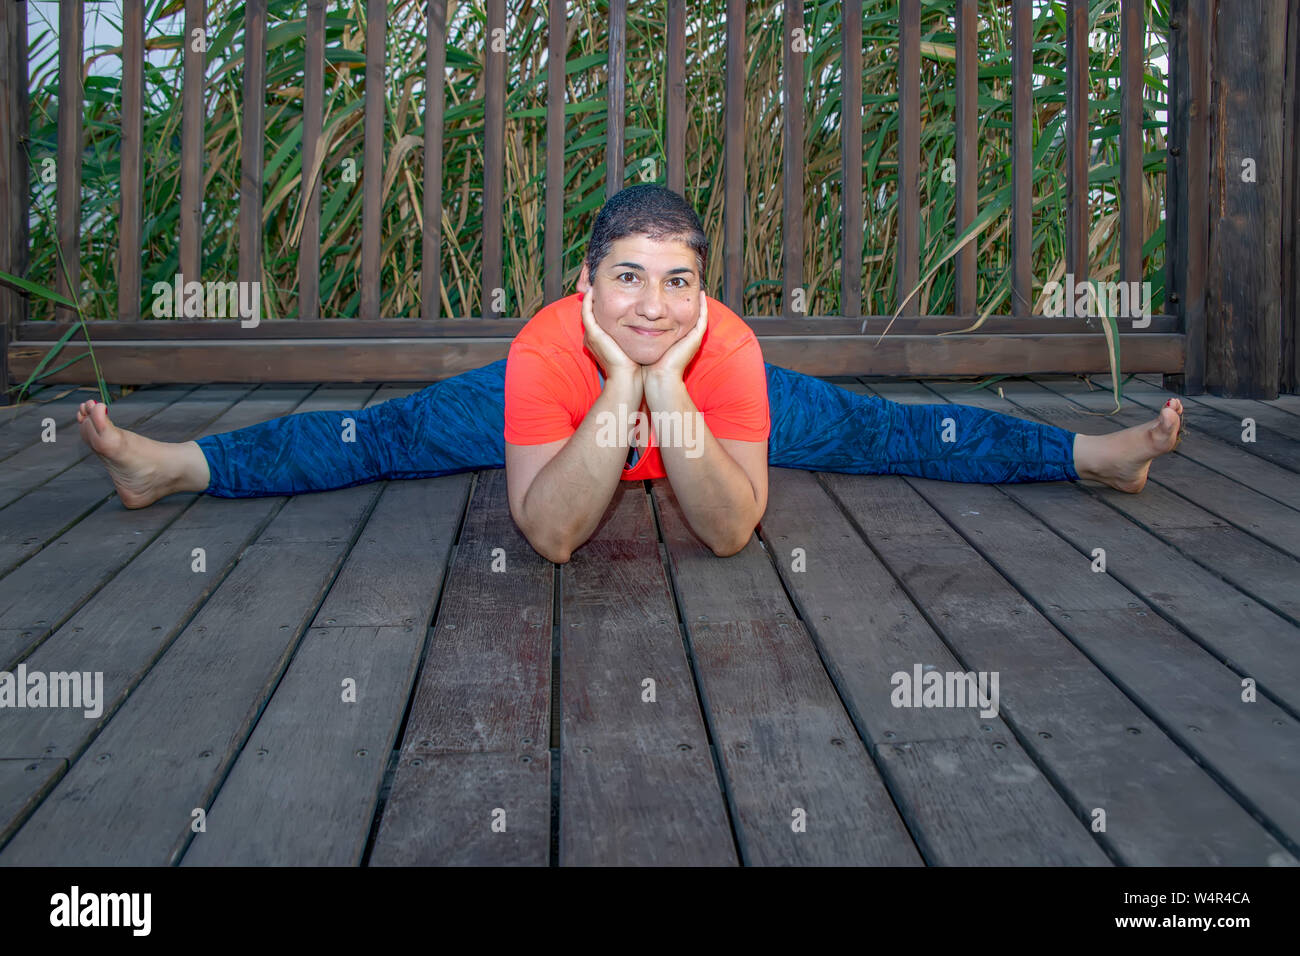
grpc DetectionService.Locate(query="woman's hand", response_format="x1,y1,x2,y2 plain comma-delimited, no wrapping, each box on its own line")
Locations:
645,291,707,387
581,289,642,387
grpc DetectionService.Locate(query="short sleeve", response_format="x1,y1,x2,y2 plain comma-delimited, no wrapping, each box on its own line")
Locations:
504,340,578,445
694,333,771,442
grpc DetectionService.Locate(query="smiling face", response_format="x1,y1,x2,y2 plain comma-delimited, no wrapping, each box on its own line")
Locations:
577,233,702,366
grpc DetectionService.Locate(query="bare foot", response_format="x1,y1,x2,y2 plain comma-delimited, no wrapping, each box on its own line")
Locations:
1074,398,1184,493
76,400,207,508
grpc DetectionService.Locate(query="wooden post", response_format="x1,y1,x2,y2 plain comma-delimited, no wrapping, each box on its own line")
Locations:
1283,0,1300,393
1164,0,1209,395
1205,0,1285,397
0,1,29,403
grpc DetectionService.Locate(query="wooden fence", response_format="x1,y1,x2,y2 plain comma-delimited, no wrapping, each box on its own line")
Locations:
0,1,1295,398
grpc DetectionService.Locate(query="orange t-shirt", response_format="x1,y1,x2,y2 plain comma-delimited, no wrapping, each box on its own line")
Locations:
504,291,770,480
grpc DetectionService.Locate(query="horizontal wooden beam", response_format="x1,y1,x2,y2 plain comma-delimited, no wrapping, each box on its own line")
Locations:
16,315,1182,341
10,334,1184,384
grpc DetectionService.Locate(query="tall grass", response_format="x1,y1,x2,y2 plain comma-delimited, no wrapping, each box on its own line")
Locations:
19,0,1170,325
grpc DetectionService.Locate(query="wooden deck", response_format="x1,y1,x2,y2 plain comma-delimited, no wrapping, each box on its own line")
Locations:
1,374,1298,866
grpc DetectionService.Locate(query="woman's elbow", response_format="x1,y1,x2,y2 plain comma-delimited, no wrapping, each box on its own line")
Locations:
709,527,754,558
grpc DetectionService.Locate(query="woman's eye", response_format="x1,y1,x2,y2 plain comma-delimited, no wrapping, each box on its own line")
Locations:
618,272,638,283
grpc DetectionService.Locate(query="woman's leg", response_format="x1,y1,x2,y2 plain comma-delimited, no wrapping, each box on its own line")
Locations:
764,363,1181,488
80,360,507,505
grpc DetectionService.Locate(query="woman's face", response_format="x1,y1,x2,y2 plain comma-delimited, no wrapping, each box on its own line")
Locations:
578,233,701,366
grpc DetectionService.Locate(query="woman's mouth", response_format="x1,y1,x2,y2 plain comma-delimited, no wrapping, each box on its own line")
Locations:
629,326,668,337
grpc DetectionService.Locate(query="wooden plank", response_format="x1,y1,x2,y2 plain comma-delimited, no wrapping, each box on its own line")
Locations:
1026,377,1300,523
1164,0,1185,361
0,0,30,401
0,388,104,462
0,452,386,865
897,383,1300,717
117,0,143,322
954,0,977,315
360,0,385,321
856,386,1300,851
544,0,564,304
0,387,195,575
15,314,1184,340
1065,0,1088,284
1260,394,1300,417
723,0,744,311
55,0,83,325
995,478,1300,717
1205,0,1284,397
559,483,735,865
1286,0,1300,393
422,0,447,320
0,385,196,511
181,474,467,865
1081,380,1300,507
299,0,325,320
369,469,552,865
651,480,922,865
841,0,862,317
8,333,1187,385
0,386,299,671
605,0,626,201
928,379,1300,626
896,0,920,316
782,0,804,317
482,0,505,316
816,451,1295,865
666,0,686,195
1180,0,1210,392
1120,0,1144,285
1011,0,1032,316
238,0,267,295
758,469,1109,864
0,387,376,848
1106,374,1300,459
180,0,204,284
0,759,63,848
1134,382,1300,440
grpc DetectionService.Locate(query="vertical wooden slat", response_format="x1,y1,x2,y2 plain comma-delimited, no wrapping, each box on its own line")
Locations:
606,0,627,200
118,0,143,321
544,0,564,303
1284,0,1300,393
0,0,30,401
1011,0,1033,317
1119,0,1144,286
1165,0,1184,345
1205,0,1283,397
300,0,325,320
238,1,266,298
1178,0,1209,393
954,0,977,315
180,0,203,287
55,0,84,324
1064,0,1089,284
897,0,920,316
666,0,686,195
483,0,504,317
782,0,804,317
360,0,385,321
723,0,745,311
841,0,862,317
422,0,447,319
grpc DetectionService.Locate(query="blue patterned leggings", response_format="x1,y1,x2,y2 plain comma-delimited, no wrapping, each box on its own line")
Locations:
194,360,1079,497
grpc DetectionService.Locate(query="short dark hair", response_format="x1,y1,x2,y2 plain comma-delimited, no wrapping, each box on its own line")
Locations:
584,184,708,281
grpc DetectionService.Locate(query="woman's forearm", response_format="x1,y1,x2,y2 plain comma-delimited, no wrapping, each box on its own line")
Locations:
518,369,643,562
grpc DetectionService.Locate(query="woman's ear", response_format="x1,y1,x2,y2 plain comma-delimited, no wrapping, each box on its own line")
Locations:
576,262,591,293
